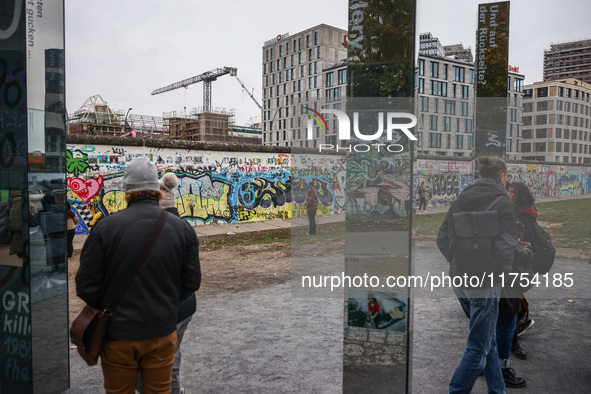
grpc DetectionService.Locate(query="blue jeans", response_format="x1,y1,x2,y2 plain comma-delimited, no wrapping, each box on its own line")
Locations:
449,286,506,394
496,313,517,367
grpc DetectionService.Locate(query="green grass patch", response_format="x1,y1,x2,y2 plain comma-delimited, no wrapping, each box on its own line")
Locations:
535,199,591,257
412,210,448,238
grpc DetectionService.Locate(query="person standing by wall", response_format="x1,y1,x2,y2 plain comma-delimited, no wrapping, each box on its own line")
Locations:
418,181,428,212
305,187,319,235
76,157,201,394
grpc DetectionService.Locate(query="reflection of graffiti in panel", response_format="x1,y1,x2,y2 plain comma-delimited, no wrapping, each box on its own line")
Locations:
291,177,334,207
238,177,292,210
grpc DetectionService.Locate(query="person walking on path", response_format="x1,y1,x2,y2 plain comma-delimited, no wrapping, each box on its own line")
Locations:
418,181,428,212
437,156,522,394
76,157,201,394
305,187,319,235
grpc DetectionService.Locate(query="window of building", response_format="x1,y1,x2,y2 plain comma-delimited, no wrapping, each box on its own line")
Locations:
308,49,312,61
270,48,274,60
557,86,564,97
309,63,313,75
429,115,438,130
510,108,517,122
430,80,447,96
270,62,273,72
461,102,468,116
428,132,442,148
419,59,425,76
566,88,571,98
461,85,469,99
536,87,548,97
433,98,439,113
446,134,451,149
443,64,448,80
301,65,305,77
298,53,302,64
469,69,474,84
420,96,429,112
314,76,317,88
418,78,425,94
465,118,473,133
451,83,456,98
314,62,318,74
506,138,512,152
417,132,422,147
514,78,523,93
445,100,455,115
279,45,283,57
277,59,280,70
456,135,464,149
326,72,334,87
338,69,347,85
452,66,465,82
430,61,439,78
443,116,451,131
536,114,547,125
317,47,321,59
314,32,318,45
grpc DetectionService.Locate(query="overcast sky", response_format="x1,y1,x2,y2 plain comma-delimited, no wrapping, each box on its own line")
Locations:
65,0,590,126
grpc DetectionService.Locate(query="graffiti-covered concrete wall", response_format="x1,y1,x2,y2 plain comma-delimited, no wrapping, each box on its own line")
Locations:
414,158,591,206
65,138,350,234
64,136,590,235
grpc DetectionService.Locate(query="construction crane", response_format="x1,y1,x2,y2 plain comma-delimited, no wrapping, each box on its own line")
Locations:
151,67,237,113
234,75,262,110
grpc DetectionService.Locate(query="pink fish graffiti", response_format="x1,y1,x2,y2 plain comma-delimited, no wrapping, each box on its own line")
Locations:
67,176,104,203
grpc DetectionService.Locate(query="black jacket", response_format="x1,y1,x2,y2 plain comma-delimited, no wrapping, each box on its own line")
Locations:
76,195,201,341
437,178,519,279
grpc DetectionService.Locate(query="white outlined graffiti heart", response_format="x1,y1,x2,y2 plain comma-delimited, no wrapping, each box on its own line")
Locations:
67,176,104,203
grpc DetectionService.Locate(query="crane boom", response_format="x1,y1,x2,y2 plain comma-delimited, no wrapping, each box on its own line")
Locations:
151,67,237,112
234,76,263,110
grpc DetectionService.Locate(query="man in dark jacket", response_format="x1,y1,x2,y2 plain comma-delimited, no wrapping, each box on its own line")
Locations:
437,156,519,394
76,157,201,394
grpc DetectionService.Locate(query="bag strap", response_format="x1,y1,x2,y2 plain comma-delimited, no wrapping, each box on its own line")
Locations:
103,209,169,313
484,195,506,212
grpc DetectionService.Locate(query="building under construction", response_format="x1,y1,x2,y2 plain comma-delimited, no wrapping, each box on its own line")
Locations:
164,107,261,144
68,95,261,144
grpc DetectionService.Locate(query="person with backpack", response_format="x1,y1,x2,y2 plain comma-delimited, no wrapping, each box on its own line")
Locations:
437,156,524,394
507,182,554,358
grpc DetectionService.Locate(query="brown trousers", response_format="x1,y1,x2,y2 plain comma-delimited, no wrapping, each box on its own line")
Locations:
100,331,177,394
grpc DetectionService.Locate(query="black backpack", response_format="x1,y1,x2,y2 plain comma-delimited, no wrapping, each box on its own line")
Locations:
523,216,555,275
452,195,506,278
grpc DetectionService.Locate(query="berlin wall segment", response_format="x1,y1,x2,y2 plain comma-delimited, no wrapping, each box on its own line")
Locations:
64,136,591,235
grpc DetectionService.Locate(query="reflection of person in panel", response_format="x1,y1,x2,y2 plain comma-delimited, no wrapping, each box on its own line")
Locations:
367,293,380,329
66,202,78,258
304,187,318,235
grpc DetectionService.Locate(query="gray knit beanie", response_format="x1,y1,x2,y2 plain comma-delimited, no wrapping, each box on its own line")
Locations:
123,157,160,193
159,172,179,209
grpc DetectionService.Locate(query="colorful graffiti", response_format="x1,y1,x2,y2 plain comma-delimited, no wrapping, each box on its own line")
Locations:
66,145,348,234
65,144,590,233
414,160,591,206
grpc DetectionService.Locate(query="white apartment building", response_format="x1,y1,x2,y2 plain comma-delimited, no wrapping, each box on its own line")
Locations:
416,53,525,159
261,24,347,147
521,78,591,164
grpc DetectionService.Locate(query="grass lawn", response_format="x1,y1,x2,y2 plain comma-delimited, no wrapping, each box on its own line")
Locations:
413,198,591,259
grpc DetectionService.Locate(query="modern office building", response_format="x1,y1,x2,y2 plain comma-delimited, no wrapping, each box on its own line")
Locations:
261,24,348,147
521,78,591,164
543,39,591,84
416,53,525,159
419,32,445,58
